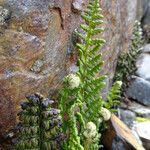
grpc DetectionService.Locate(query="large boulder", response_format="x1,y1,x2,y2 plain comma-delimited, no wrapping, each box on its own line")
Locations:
0,0,138,146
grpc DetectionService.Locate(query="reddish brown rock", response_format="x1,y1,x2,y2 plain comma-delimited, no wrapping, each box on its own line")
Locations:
0,0,138,147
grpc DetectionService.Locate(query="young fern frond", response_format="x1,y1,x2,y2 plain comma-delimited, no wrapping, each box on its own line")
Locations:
16,93,63,150
59,75,84,150
104,81,122,112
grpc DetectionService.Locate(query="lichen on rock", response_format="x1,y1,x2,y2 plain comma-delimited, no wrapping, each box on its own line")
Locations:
0,6,10,25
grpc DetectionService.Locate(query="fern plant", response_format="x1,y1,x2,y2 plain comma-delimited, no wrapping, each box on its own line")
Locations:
59,0,122,149
16,93,63,150
76,0,106,126
114,21,143,90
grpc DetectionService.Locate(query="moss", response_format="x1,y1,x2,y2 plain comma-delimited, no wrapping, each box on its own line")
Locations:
136,117,150,122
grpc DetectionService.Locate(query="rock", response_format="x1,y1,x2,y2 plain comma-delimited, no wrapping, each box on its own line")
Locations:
126,76,150,106
141,0,150,25
136,55,150,80
142,44,150,53
0,6,10,25
132,122,150,150
136,0,148,20
136,46,150,80
121,102,150,118
112,137,129,150
118,109,136,127
102,114,145,150
72,0,85,13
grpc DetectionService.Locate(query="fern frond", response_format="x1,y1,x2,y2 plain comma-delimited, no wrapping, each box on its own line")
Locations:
114,20,143,91
76,0,106,128
16,93,63,150
104,81,122,112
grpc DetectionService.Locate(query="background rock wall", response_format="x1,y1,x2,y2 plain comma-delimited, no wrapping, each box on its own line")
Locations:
0,0,138,145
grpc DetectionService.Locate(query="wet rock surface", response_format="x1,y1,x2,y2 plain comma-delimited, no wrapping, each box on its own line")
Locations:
0,0,139,148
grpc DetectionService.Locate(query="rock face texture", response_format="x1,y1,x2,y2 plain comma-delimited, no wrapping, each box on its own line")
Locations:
0,0,138,145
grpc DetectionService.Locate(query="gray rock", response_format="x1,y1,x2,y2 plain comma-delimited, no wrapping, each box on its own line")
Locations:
136,0,149,20
142,44,150,53
118,109,136,127
142,0,150,25
132,122,150,150
112,136,140,150
136,53,150,80
112,137,127,150
126,77,150,106
121,102,150,118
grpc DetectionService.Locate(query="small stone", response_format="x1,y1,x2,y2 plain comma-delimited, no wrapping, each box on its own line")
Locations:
126,76,150,106
0,6,10,25
72,0,85,13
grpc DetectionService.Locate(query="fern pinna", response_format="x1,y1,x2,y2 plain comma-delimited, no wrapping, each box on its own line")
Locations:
16,93,63,150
